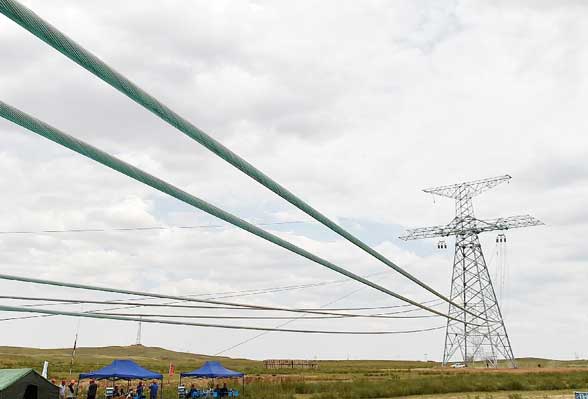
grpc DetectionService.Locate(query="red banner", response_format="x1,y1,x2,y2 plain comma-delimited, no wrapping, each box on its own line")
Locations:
169,363,175,376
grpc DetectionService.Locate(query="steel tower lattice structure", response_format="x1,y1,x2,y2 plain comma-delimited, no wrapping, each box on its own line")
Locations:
135,316,142,346
399,175,543,368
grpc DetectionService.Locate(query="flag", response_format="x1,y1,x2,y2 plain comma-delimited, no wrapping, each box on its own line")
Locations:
169,363,175,376
41,361,49,378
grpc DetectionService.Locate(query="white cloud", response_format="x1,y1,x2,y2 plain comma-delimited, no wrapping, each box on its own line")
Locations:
0,0,586,361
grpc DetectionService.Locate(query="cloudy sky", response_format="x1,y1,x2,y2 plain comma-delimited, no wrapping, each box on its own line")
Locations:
0,0,587,362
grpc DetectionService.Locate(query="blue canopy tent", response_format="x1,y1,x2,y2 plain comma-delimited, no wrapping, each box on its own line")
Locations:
79,359,163,398
180,362,244,397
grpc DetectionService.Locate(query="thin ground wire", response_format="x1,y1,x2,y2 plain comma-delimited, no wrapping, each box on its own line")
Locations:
0,269,445,323
0,305,446,335
0,267,441,313
0,273,408,318
87,312,437,320
0,221,311,235
0,101,479,322
213,288,366,355
0,296,440,319
502,242,509,317
0,268,390,311
0,0,472,312
213,285,418,355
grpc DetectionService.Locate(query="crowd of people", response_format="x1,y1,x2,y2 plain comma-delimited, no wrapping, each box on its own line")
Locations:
54,379,160,399
108,380,159,399
54,379,77,399
186,382,235,398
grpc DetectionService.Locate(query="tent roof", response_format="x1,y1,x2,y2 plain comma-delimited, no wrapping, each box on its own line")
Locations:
0,369,33,391
180,361,244,378
79,360,162,381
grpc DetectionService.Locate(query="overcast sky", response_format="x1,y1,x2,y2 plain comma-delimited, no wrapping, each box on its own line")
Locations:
0,0,587,362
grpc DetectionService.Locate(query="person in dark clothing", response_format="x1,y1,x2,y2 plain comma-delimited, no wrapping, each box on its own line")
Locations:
187,383,197,398
219,383,229,397
137,381,145,399
87,379,98,399
149,380,159,399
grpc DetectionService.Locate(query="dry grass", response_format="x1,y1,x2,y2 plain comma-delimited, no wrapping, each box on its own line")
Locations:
1,345,587,399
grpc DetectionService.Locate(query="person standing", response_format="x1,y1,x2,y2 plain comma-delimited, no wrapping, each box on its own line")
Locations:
136,381,144,399
148,380,158,399
220,383,229,397
87,379,98,399
66,380,76,399
58,380,67,399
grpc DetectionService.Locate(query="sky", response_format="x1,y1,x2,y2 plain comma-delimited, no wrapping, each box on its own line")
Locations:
0,0,587,362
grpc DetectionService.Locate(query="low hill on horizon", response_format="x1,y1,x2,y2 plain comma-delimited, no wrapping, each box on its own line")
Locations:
1,345,586,376
0,344,260,375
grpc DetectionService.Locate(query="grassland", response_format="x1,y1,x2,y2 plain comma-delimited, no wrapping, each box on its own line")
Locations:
1,345,587,399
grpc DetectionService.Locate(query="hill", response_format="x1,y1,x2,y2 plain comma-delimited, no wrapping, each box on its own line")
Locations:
0,344,260,376
1,345,587,376
2,346,588,399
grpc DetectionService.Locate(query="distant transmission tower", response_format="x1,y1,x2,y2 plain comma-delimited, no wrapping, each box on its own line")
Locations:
400,175,543,368
135,316,142,346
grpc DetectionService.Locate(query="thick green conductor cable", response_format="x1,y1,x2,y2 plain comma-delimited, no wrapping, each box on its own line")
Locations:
0,0,463,310
0,100,489,324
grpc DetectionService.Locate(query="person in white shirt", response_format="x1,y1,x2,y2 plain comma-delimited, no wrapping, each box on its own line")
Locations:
66,380,76,399
59,380,67,399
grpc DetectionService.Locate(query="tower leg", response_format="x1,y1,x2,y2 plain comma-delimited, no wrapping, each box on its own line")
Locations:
443,233,516,368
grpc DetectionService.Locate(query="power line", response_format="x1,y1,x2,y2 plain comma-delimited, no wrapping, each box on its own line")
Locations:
0,295,438,319
0,270,443,313
0,304,446,335
0,0,469,312
0,221,310,235
0,274,427,318
90,312,436,320
11,275,360,310
215,287,376,355
0,269,444,324
0,102,478,322
292,299,444,312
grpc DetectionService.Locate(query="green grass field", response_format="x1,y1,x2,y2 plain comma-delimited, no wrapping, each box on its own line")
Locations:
1,345,587,399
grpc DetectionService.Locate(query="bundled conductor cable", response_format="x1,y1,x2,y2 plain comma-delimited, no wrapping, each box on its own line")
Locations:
0,0,466,311
0,101,484,322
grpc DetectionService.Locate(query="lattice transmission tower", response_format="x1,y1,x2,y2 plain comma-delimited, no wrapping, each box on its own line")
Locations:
399,175,543,368
135,316,142,346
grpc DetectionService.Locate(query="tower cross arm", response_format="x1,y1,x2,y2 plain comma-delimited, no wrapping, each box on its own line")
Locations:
476,214,544,233
399,214,543,241
423,175,511,199
398,224,453,241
